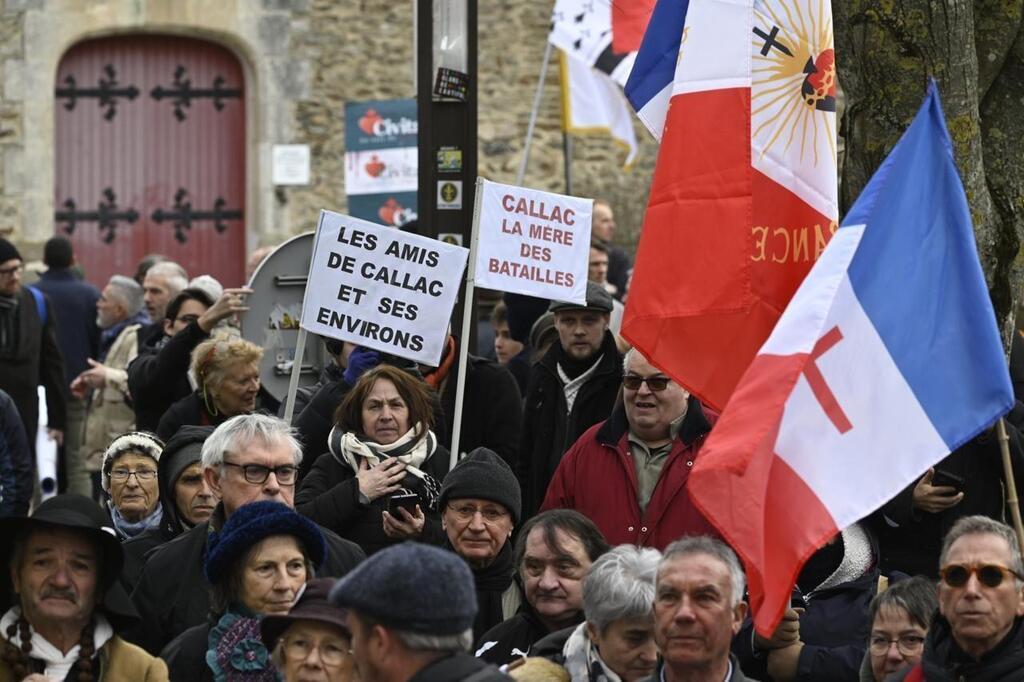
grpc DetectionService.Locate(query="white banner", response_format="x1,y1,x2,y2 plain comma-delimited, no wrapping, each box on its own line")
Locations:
474,179,592,304
301,211,469,365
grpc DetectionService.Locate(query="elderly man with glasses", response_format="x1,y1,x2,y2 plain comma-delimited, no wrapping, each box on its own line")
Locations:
541,347,719,549
126,413,366,656
890,515,1024,680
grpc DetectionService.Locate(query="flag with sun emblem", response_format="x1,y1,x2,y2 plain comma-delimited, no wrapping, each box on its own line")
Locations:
623,0,839,411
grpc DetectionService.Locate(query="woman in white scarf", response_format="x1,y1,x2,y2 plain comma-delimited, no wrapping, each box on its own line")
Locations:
294,364,451,555
559,545,662,682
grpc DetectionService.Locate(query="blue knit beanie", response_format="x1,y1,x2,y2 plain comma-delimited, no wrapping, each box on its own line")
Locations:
328,542,477,635
205,501,327,584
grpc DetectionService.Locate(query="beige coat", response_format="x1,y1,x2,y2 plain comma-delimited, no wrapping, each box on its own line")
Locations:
82,324,140,471
0,634,169,681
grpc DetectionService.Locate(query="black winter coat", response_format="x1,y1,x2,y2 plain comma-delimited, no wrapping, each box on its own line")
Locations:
155,388,280,442
0,389,31,516
869,412,1024,578
295,437,451,556
159,623,214,682
32,268,100,383
889,616,1024,681
126,505,366,655
517,331,622,517
409,653,510,681
439,353,522,466
0,287,67,442
127,321,208,432
476,602,578,666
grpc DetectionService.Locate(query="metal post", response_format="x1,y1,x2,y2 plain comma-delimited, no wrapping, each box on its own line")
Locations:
282,327,307,423
563,131,574,194
517,41,555,186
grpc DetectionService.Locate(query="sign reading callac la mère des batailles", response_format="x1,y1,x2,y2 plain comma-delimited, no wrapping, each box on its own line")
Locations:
474,179,592,305
301,211,468,366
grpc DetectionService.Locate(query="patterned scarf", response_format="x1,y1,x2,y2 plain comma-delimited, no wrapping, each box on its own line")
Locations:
562,622,622,682
206,610,280,682
328,424,442,510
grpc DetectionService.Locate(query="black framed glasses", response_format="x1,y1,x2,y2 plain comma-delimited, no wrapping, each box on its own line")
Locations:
223,461,297,485
0,263,23,278
868,634,925,657
110,468,157,482
939,563,1024,588
446,503,510,525
622,374,671,391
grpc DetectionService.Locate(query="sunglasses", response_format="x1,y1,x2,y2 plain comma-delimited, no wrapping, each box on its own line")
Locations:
939,563,1024,588
622,374,671,391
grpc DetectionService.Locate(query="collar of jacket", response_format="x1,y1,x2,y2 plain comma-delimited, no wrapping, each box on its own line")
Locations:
924,611,1024,677
38,269,77,281
598,394,712,449
538,329,620,376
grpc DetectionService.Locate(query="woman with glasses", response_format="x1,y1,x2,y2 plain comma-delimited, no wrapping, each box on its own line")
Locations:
860,576,936,682
160,500,326,681
100,431,165,540
296,364,450,556
157,336,280,442
262,578,356,682
437,447,523,641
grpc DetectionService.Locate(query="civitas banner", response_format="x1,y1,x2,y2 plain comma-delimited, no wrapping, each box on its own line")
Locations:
301,210,468,366
344,99,418,228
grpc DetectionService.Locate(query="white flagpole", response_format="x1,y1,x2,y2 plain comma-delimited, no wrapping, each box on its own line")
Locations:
450,177,485,470
517,41,554,186
283,328,308,423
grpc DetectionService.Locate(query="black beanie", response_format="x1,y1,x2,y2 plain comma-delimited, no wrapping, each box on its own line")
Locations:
504,292,549,345
160,425,213,490
439,447,522,523
0,238,21,264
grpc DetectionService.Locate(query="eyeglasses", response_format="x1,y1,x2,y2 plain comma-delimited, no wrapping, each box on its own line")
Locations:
939,563,1024,588
283,635,350,667
0,264,23,278
868,634,925,657
622,374,671,391
223,461,298,486
446,503,510,525
110,468,157,482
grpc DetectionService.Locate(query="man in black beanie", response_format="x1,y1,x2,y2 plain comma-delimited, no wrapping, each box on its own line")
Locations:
0,236,67,472
330,542,509,681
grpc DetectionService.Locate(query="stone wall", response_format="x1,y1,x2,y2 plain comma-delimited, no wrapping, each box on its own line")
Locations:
0,0,655,262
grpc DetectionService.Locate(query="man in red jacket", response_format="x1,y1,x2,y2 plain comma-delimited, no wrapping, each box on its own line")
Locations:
541,347,718,549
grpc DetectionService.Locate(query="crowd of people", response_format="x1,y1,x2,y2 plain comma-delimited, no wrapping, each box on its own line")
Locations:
1,218,1024,682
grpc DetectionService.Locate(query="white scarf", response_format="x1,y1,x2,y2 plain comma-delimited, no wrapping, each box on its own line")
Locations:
562,622,622,682
1,606,113,681
558,354,604,414
329,423,436,483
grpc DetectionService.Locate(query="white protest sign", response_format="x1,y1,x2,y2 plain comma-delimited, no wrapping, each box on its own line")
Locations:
473,179,592,304
301,210,469,365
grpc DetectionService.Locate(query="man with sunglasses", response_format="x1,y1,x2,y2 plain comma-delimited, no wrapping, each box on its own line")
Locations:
541,347,719,549
891,515,1024,680
126,413,366,655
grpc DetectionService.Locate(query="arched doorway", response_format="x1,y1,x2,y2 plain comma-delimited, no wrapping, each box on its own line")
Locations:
54,35,246,288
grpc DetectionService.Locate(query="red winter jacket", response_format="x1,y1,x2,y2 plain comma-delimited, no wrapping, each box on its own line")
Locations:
540,397,719,549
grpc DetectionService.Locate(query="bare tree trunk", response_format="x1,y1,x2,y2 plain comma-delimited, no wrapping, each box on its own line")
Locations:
834,0,1024,339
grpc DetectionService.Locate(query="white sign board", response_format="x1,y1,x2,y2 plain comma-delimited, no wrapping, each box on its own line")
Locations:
473,179,592,304
272,145,311,185
301,211,469,365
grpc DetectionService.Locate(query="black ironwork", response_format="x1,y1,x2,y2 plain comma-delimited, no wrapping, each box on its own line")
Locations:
55,187,139,243
151,188,243,243
150,66,242,121
55,65,139,121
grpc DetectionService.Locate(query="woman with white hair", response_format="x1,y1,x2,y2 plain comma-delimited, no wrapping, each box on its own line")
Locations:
533,545,662,682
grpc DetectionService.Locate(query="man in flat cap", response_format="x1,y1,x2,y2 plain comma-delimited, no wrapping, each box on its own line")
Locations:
0,494,167,679
517,281,623,518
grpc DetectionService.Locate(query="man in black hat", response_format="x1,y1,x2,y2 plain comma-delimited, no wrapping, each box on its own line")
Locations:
517,281,623,518
329,542,509,681
0,236,67,466
0,494,167,679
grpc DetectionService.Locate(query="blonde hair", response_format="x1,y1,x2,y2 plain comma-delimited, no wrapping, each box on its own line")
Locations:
507,657,571,681
191,336,264,395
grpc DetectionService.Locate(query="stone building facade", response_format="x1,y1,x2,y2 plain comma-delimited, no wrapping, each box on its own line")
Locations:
0,0,655,277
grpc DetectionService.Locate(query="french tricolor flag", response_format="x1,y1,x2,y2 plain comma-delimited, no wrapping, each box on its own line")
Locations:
688,83,1015,636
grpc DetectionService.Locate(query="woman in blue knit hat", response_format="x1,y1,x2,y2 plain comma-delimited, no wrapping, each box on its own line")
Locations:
159,500,326,681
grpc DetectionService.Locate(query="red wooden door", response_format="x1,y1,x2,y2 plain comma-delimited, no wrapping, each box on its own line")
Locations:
55,35,246,288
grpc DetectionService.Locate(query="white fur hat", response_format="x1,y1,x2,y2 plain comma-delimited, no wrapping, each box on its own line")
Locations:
101,431,164,491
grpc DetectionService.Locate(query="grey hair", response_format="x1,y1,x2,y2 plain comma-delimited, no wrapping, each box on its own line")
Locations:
939,515,1024,576
660,536,746,608
393,628,474,654
867,576,938,632
146,261,189,295
107,275,144,316
201,414,303,470
622,346,642,372
583,545,661,633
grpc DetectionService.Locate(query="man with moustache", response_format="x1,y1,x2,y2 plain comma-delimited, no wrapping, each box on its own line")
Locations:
0,495,167,679
541,347,718,549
